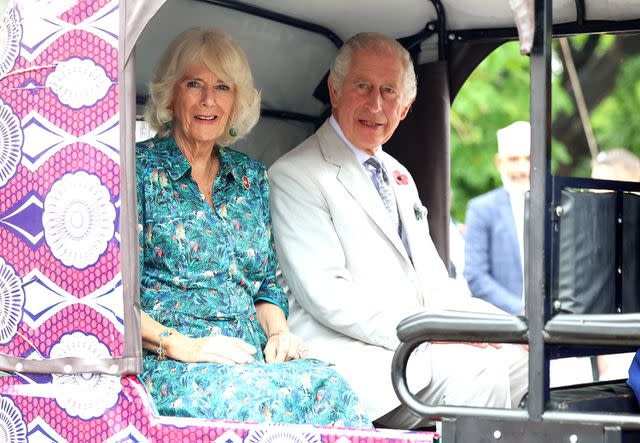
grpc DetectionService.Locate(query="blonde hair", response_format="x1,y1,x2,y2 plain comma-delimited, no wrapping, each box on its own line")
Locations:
144,27,260,146
330,32,417,106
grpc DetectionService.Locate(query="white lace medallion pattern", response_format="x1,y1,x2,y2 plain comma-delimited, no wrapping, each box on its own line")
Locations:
0,100,23,187
46,58,112,109
43,171,116,268
0,258,24,344
50,332,121,419
0,8,21,78
245,428,321,443
0,396,27,443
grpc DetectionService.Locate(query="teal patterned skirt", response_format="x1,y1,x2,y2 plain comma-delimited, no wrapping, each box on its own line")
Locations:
142,356,371,427
140,313,371,427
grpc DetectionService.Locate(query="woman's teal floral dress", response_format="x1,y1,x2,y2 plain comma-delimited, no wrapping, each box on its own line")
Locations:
137,136,370,427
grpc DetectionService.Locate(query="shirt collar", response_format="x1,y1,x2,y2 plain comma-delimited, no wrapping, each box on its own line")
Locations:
216,146,246,188
329,115,382,166
160,136,245,187
161,136,191,181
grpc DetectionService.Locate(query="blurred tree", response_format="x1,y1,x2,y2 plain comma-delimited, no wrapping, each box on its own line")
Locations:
451,35,640,221
554,34,640,176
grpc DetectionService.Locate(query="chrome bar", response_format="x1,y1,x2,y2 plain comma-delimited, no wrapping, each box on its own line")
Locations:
396,310,529,343
545,313,640,345
392,337,529,420
543,411,640,430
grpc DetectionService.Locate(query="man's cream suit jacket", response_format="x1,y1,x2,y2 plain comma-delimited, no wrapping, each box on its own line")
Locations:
269,121,502,419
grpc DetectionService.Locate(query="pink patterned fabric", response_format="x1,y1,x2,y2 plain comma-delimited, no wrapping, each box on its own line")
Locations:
0,1,436,440
0,1,121,358
1,376,436,442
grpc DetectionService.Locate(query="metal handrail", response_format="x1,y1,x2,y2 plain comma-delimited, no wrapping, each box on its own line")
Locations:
392,311,640,422
392,336,530,420
396,310,529,343
545,313,640,346
543,411,640,430
392,311,530,419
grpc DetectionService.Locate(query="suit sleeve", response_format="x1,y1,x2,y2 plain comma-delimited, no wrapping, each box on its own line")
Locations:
463,199,522,313
269,160,418,350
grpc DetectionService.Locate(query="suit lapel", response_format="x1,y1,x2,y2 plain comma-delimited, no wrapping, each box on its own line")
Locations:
383,153,428,270
316,122,411,263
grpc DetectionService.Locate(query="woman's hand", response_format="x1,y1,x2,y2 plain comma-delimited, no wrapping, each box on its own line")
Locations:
165,333,257,364
264,330,309,363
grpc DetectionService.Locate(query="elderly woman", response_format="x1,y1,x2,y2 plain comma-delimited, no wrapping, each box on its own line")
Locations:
137,27,370,426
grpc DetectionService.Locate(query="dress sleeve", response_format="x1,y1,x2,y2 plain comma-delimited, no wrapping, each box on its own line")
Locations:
136,155,146,278
253,167,289,317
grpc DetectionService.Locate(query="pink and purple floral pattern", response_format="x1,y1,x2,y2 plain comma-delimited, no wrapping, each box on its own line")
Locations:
0,0,121,361
0,1,436,441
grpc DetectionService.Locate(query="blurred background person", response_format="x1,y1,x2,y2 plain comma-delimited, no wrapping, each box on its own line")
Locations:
464,121,530,315
592,148,640,183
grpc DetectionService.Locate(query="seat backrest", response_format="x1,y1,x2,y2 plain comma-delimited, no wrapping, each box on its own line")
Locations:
555,190,640,314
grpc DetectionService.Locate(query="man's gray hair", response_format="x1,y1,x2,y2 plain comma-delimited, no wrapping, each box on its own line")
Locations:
330,32,417,106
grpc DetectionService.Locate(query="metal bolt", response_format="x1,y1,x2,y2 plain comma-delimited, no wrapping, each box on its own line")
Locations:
553,300,561,310
569,434,578,443
618,217,622,224
449,33,456,40
618,267,622,274
428,23,436,31
109,364,119,374
493,430,502,439
63,364,72,374
457,36,463,40
15,363,23,372
555,205,564,216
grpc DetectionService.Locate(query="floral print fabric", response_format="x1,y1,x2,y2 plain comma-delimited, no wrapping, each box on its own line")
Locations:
136,137,370,427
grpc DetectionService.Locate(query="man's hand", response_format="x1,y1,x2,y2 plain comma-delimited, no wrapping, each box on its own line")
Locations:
264,330,309,363
165,333,257,364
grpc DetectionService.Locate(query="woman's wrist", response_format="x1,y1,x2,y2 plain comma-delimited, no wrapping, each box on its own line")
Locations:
156,328,178,360
267,329,287,338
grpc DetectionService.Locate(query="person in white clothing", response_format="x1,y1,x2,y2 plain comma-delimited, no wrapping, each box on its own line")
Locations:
269,32,528,428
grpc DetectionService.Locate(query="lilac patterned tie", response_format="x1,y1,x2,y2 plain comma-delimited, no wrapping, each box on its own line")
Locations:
365,156,400,232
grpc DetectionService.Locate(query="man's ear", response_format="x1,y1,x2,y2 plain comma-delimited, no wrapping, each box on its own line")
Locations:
328,74,339,108
399,97,415,120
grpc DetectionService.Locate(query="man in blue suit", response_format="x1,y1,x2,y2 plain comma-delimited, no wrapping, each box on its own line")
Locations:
464,121,531,314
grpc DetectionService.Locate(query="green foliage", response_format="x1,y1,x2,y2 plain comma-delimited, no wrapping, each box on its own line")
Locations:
589,54,640,170
450,41,531,221
450,36,640,221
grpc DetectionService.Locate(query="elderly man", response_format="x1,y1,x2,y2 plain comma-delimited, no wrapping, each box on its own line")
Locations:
269,32,527,428
464,121,531,315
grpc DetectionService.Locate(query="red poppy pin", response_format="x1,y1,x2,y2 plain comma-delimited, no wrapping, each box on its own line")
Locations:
242,175,250,189
393,170,409,185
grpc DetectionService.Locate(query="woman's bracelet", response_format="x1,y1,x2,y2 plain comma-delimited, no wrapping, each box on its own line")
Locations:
156,329,174,361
